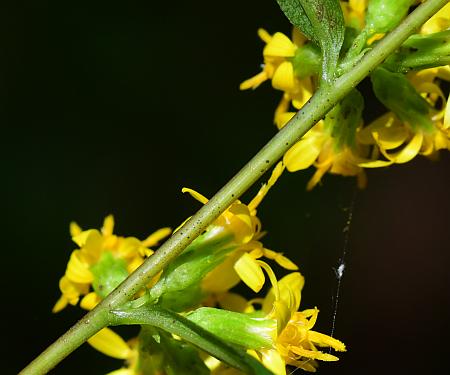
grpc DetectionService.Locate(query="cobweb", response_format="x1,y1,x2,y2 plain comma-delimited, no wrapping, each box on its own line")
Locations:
289,188,357,375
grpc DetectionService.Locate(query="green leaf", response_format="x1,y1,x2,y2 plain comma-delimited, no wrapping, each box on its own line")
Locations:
276,0,345,84
110,305,274,375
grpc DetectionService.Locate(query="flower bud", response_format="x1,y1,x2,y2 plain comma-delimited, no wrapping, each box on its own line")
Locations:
187,307,277,350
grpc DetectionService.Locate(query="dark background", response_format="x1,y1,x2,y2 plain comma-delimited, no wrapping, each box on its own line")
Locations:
3,1,449,374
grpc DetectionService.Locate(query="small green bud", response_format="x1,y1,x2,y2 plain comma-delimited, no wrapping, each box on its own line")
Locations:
90,252,129,298
187,307,276,350
365,0,415,35
149,230,236,311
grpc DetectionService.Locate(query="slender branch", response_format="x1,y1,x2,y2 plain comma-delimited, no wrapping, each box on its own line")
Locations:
20,0,449,373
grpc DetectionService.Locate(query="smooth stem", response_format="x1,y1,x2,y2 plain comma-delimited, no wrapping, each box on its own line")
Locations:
20,1,449,374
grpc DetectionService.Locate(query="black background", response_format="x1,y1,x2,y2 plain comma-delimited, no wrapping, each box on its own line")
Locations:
3,1,450,374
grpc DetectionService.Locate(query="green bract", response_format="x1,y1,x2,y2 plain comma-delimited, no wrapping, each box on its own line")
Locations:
148,229,235,311
276,0,345,84
324,88,364,150
90,252,129,298
371,67,433,132
292,42,321,78
384,30,450,73
187,307,276,350
365,0,416,35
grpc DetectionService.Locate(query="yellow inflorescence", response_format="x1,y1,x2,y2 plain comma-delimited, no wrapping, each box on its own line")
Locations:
240,1,450,190
52,215,171,312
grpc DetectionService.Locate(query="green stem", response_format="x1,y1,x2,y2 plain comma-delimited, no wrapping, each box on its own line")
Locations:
20,0,448,373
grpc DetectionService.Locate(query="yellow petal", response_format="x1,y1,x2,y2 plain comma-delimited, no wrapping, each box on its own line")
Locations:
284,136,323,171
72,229,103,254
182,187,209,204
102,215,115,236
272,61,295,92
308,330,346,352
306,163,331,191
376,131,423,164
290,346,339,361
358,159,393,168
257,28,272,44
421,4,450,33
88,328,132,359
202,252,242,292
260,349,286,375
106,369,135,375
240,71,269,90
141,227,171,247
248,162,285,213
216,292,249,312
349,0,367,14
262,249,298,270
52,295,69,313
263,273,303,316
436,66,450,81
66,250,93,284
234,253,265,293
70,222,82,237
275,111,296,130
263,32,296,57
80,292,101,310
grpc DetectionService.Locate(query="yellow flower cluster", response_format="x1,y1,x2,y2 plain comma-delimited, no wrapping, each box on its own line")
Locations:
208,272,345,375
52,215,171,312
53,162,345,374
183,162,298,298
240,2,450,190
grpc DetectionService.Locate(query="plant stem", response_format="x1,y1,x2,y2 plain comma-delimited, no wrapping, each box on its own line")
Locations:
20,0,449,373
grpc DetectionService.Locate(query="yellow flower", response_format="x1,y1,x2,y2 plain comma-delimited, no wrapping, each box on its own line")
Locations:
52,215,171,312
280,117,368,190
253,273,346,374
240,28,314,111
358,68,450,168
182,162,298,296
